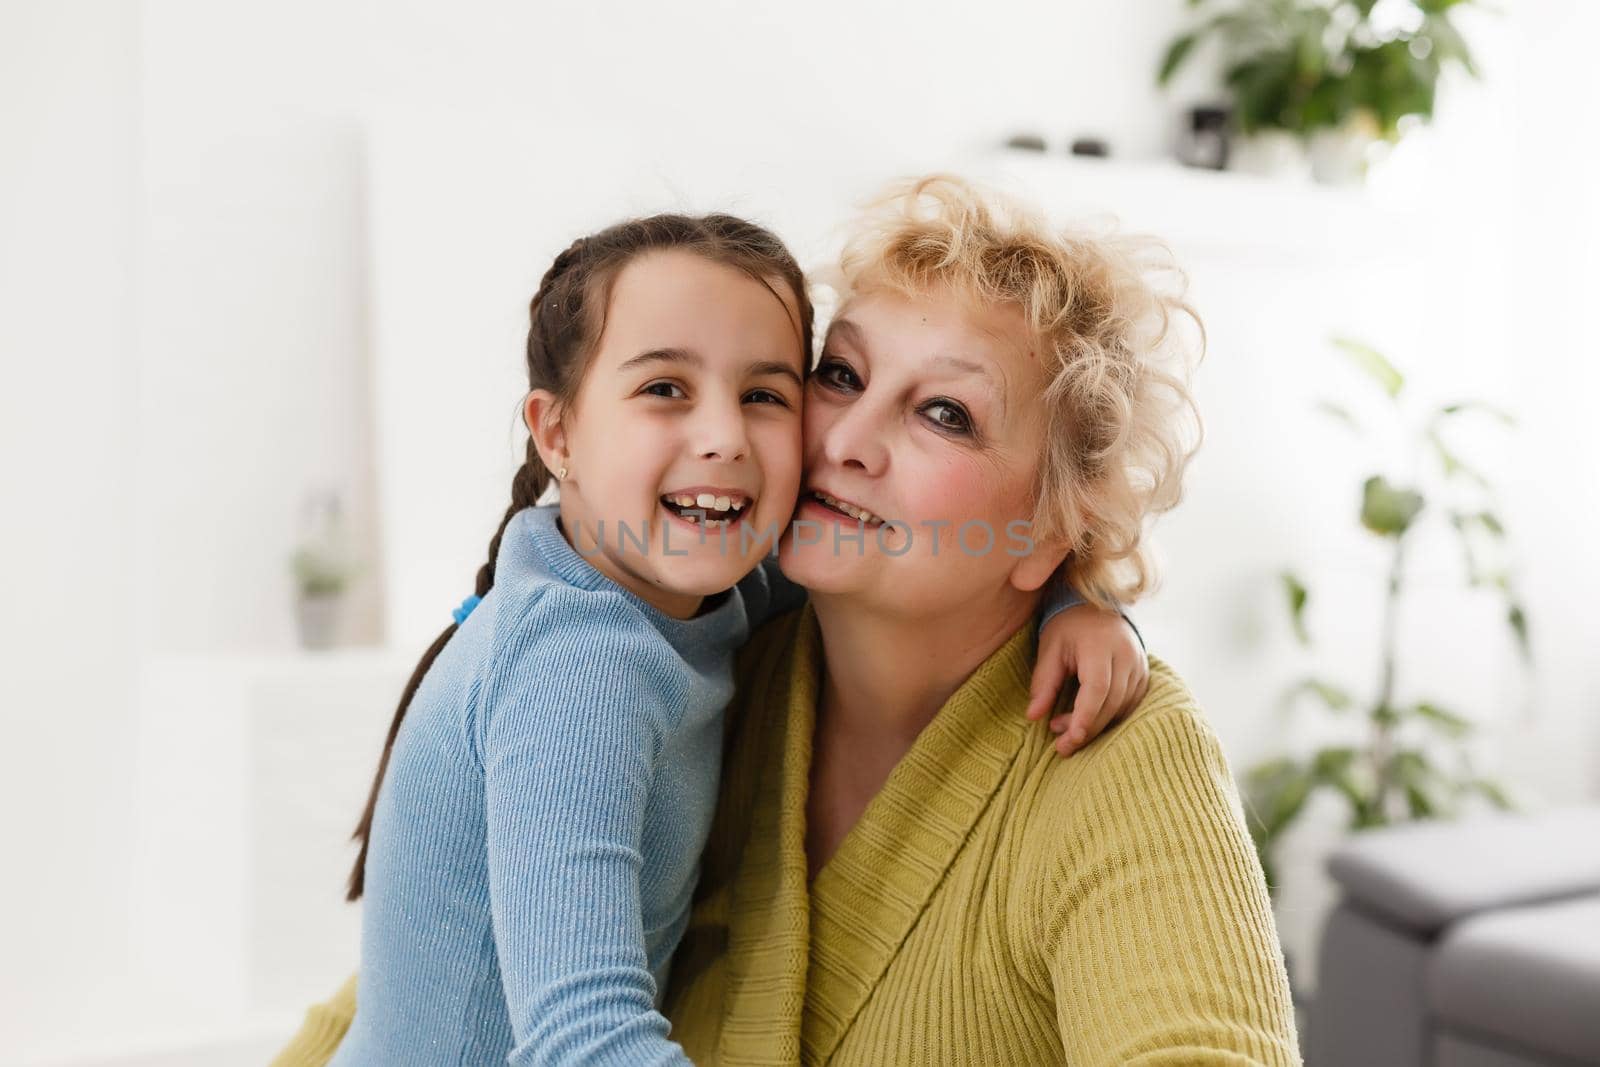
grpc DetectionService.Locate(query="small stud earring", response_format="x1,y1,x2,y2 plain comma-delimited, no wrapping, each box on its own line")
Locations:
557,465,568,480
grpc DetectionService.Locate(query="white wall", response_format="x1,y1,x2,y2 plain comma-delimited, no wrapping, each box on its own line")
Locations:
1496,0,1600,797
136,0,384,654
0,0,142,1050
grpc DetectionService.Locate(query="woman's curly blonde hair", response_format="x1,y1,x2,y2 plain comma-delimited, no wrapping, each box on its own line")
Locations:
825,174,1205,609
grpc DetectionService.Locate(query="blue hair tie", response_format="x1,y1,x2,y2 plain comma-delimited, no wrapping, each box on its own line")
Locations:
452,594,482,626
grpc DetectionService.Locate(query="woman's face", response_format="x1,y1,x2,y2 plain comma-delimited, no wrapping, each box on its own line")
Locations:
779,284,1066,617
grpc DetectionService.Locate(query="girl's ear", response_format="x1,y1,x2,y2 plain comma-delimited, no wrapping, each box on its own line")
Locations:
1008,535,1071,594
523,390,568,476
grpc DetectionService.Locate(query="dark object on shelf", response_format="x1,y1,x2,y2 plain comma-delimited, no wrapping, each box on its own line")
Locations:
1004,133,1047,152
1069,137,1109,158
1179,105,1231,170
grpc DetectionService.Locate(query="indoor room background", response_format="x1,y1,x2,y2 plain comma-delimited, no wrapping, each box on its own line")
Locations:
3,1,1597,1064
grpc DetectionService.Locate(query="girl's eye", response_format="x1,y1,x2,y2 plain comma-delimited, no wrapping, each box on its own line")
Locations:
922,400,972,435
642,381,686,399
743,388,790,407
815,358,862,392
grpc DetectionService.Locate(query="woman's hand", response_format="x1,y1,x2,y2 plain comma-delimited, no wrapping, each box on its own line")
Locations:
1025,606,1149,756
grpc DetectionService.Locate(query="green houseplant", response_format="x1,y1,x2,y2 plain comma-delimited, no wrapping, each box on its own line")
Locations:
1158,0,1482,182
1246,337,1522,889
290,490,359,650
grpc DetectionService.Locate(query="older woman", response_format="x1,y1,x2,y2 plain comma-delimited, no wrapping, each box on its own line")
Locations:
658,178,1297,1065
276,177,1300,1065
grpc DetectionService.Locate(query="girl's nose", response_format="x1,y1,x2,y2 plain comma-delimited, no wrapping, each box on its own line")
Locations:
695,399,750,462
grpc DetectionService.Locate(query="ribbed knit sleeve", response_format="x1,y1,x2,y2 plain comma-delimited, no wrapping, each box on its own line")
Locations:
1036,576,1088,627
475,589,693,1067
1028,700,1301,1066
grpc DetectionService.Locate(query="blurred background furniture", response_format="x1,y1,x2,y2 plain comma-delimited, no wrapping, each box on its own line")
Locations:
1309,805,1600,1066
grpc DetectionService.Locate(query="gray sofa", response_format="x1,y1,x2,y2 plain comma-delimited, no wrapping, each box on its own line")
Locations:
1308,805,1600,1066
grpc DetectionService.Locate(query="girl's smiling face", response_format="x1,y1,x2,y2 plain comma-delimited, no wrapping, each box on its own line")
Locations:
530,249,805,618
779,284,1067,616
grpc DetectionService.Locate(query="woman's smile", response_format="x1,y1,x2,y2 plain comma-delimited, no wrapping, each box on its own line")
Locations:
798,488,888,528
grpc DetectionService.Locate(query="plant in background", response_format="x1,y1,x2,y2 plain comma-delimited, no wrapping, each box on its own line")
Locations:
1158,0,1480,158
1246,337,1522,889
290,489,359,650
291,544,356,599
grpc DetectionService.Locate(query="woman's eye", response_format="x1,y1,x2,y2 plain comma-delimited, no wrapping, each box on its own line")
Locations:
816,358,862,392
642,381,686,399
923,400,972,434
743,388,789,407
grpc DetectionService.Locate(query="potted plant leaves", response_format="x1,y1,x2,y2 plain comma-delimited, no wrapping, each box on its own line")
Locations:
1158,0,1482,184
290,490,359,651
1246,336,1523,892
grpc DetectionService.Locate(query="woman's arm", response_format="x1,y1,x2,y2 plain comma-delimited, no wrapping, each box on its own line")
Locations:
1032,680,1302,1065
476,594,694,1067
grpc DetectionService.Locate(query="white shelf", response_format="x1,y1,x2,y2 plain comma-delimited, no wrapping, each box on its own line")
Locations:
130,648,412,1027
965,150,1430,265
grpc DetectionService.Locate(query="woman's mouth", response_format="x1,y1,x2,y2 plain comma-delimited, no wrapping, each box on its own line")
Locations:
804,489,886,527
659,490,752,530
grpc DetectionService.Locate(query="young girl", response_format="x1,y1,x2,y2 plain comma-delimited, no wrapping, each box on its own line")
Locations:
321,213,1145,1066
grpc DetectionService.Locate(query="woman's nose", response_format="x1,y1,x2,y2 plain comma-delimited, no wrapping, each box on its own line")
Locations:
819,398,889,476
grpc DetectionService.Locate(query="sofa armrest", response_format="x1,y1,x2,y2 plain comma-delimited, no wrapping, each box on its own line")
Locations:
1326,805,1600,935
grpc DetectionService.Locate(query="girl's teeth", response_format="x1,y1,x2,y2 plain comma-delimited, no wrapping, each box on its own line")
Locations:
662,492,750,518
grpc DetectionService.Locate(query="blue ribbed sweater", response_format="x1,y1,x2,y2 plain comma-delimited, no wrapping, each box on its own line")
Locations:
331,505,801,1066
331,505,1091,1067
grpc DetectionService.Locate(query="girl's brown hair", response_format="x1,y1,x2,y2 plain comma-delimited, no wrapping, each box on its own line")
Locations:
346,212,813,900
